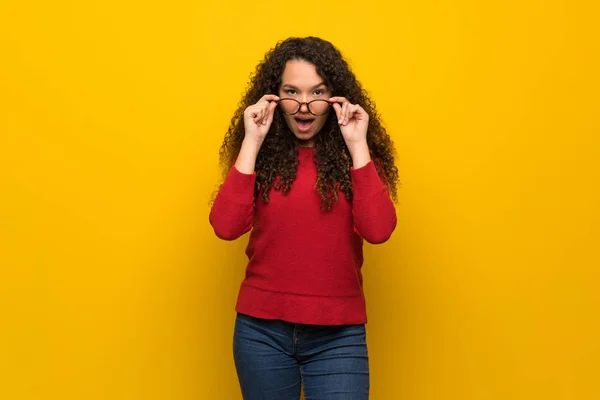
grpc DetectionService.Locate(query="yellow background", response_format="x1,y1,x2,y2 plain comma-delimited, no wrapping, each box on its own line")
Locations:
1,0,598,399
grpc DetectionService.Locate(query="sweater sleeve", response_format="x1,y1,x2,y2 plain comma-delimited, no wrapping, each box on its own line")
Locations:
351,161,397,244
209,165,256,241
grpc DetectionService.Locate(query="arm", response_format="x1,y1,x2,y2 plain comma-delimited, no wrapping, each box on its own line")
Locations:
349,142,397,244
209,164,255,241
209,95,278,240
329,96,396,244
209,138,263,240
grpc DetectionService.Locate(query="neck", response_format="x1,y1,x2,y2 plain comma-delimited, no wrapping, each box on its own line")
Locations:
296,139,315,148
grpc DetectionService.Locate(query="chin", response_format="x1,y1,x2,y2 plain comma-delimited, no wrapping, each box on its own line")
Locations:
293,131,318,145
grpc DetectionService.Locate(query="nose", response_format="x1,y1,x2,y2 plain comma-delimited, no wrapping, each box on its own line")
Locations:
299,102,309,113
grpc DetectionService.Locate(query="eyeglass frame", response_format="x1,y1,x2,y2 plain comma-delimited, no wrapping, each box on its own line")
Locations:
276,98,333,116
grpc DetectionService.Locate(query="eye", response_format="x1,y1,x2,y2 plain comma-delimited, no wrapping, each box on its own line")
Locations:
314,89,325,96
285,89,297,95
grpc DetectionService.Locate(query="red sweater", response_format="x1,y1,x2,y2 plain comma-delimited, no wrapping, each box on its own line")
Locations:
209,146,396,325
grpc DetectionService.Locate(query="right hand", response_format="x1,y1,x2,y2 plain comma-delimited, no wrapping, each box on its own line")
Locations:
243,94,279,142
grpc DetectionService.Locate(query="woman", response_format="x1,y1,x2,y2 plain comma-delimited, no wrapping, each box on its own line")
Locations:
209,36,399,400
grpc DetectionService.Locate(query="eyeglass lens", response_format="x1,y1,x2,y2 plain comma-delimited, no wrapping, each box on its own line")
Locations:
279,99,329,116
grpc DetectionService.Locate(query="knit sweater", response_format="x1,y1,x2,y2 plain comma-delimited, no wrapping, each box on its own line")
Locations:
209,146,396,325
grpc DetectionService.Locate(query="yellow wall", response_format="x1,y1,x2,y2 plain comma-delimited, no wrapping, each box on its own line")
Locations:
1,1,598,399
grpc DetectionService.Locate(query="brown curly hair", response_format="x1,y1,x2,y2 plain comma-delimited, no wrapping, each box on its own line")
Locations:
218,36,399,211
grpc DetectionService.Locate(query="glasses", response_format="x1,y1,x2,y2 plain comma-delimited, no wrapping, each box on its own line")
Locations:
277,98,332,116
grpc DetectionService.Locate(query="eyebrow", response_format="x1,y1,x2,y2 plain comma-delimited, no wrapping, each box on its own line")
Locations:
281,82,328,90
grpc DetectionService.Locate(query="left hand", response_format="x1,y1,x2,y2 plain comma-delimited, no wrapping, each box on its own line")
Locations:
329,96,369,146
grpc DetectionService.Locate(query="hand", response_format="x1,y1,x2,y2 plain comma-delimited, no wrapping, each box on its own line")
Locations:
243,94,279,143
329,96,369,147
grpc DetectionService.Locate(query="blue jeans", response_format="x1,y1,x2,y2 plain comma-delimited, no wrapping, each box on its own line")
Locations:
233,312,370,400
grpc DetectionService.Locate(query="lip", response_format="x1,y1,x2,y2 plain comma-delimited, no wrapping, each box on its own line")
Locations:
295,118,315,133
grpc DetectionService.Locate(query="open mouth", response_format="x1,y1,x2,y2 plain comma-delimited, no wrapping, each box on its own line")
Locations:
294,117,315,133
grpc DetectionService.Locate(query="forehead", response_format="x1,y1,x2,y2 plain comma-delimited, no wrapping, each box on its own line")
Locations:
281,60,325,87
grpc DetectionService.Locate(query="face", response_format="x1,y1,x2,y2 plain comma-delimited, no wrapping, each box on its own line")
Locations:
278,60,332,147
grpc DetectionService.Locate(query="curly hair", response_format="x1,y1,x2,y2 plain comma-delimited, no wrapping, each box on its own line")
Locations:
218,36,399,211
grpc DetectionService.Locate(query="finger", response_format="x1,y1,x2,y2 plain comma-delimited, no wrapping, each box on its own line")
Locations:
341,102,349,125
246,108,256,123
257,94,280,104
262,102,274,125
345,104,359,125
260,108,268,124
329,96,349,124
343,104,351,126
351,104,367,123
355,104,368,121
329,96,348,104
262,104,270,125
346,103,355,125
246,105,259,118
253,108,265,124
266,101,278,125
332,102,343,122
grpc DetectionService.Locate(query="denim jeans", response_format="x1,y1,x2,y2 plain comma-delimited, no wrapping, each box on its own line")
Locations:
233,312,370,400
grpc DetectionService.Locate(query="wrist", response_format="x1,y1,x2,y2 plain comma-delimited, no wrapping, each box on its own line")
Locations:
346,139,368,152
241,136,264,153
346,140,371,169
235,138,263,174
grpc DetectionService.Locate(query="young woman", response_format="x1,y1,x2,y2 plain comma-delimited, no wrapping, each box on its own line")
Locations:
210,36,399,400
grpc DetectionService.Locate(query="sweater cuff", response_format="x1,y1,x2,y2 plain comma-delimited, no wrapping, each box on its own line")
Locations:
219,165,256,204
351,161,385,201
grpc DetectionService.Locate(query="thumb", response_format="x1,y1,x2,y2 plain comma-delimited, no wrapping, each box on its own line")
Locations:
267,100,278,122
